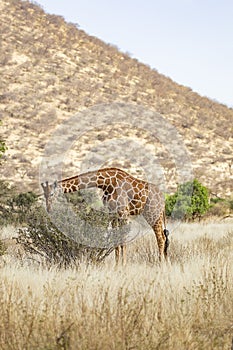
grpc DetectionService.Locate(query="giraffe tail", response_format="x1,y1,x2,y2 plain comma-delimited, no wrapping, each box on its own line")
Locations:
162,210,170,256
163,228,170,256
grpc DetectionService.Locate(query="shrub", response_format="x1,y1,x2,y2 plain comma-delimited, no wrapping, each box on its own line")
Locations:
17,205,89,267
0,140,6,160
0,181,15,225
207,201,229,217
166,179,210,221
10,191,38,222
207,197,233,217
0,121,7,164
0,141,6,161
210,197,225,204
0,239,6,256
17,199,129,267
0,181,38,226
229,199,233,211
11,191,37,210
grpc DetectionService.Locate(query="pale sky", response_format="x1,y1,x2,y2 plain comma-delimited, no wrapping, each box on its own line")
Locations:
36,0,233,107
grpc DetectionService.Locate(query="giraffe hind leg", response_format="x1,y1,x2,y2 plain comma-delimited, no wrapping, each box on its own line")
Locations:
121,245,126,265
152,216,168,262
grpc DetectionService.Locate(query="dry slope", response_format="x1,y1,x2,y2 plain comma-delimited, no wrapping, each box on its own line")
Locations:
0,0,232,196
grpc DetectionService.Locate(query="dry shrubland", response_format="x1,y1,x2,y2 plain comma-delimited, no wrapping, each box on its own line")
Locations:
0,222,232,349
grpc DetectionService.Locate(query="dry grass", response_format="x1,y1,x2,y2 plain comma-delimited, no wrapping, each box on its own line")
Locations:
0,222,233,349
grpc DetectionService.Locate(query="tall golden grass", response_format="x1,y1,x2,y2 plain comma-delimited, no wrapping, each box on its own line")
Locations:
0,222,232,349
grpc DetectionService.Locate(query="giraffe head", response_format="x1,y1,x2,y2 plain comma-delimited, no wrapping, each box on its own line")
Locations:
41,180,58,212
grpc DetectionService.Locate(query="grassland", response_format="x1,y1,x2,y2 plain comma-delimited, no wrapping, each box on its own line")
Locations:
0,221,233,349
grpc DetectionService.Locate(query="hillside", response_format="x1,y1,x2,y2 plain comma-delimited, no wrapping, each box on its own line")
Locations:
0,0,232,196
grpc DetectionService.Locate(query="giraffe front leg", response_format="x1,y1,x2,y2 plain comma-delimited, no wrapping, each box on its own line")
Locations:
115,245,126,266
113,208,129,267
115,246,120,266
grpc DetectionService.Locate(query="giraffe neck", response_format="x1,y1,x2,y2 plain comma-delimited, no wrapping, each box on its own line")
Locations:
58,170,98,193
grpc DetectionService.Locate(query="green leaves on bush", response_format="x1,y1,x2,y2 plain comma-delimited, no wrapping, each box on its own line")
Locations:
0,140,6,159
229,199,233,211
0,121,7,162
165,179,210,221
0,180,38,225
11,191,37,211
0,239,6,256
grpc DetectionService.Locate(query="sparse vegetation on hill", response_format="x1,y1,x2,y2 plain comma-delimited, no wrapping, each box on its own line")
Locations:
0,122,6,164
0,0,232,197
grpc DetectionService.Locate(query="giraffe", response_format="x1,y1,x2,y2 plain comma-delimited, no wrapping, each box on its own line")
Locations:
41,167,169,264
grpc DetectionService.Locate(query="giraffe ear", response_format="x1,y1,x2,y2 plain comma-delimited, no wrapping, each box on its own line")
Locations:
41,182,47,189
53,180,58,189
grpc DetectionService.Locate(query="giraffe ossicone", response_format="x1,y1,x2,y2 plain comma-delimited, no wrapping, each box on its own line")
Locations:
41,167,169,264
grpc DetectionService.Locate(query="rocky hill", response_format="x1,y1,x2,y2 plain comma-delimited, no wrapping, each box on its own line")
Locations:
0,0,232,197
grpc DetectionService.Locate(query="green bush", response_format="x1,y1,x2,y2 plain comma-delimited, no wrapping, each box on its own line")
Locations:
166,179,210,221
229,199,233,211
0,140,6,160
207,196,233,217
207,201,229,217
9,191,38,222
0,141,6,160
0,239,6,256
0,180,38,226
0,181,15,225
210,197,225,204
0,121,7,164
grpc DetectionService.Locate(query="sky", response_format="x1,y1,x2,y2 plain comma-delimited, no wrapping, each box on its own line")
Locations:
36,0,233,108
